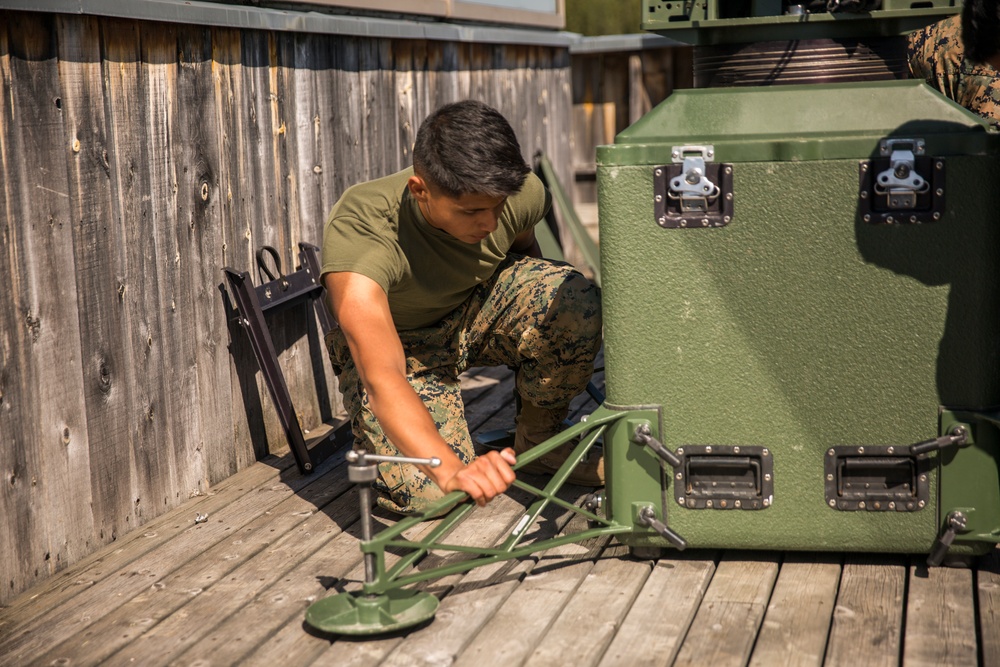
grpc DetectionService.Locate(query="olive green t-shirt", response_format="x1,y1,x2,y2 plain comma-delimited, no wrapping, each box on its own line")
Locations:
321,167,550,330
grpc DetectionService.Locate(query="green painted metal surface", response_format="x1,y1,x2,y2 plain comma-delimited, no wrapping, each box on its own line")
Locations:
597,83,1000,553
642,0,957,46
600,81,999,164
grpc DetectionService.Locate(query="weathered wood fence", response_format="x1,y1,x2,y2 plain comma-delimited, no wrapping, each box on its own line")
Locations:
0,4,691,606
0,7,582,605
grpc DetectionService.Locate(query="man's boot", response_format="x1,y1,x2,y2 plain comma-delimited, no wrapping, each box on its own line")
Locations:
513,401,604,487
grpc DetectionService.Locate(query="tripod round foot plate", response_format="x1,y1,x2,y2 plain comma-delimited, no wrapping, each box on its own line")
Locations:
305,589,439,636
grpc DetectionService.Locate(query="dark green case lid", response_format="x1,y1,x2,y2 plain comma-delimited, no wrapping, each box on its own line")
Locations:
598,80,999,164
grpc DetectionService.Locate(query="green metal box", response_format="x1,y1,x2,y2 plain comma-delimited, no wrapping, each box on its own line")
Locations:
643,0,958,45
597,80,1000,557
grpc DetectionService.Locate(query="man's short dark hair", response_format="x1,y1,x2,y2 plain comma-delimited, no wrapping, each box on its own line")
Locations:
412,100,530,199
963,0,1000,64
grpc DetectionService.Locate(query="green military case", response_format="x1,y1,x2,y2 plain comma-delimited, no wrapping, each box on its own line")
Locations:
596,80,1000,557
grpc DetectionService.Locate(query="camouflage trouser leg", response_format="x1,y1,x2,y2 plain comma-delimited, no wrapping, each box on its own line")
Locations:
325,255,602,515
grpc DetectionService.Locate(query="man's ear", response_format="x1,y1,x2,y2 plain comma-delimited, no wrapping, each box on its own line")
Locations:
407,174,430,203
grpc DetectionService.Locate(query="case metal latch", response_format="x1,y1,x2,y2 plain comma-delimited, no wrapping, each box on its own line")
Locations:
654,145,734,229
859,138,945,224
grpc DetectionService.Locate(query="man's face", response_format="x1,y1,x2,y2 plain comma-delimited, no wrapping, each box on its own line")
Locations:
408,175,507,244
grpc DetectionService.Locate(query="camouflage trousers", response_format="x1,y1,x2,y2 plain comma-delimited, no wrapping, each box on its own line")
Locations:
325,255,602,515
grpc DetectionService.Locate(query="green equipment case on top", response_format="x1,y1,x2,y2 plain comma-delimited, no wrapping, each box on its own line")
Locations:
595,80,1000,559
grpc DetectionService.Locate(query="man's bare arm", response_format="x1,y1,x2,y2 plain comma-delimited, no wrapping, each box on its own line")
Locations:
324,271,515,505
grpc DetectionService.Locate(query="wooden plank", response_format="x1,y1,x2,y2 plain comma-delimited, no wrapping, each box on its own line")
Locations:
102,17,176,532
212,26,269,465
286,31,328,238
448,518,611,666
54,12,138,575
56,457,355,666
824,555,906,667
748,554,842,667
0,452,296,636
55,9,139,566
673,552,780,667
329,35,364,201
978,548,1000,666
139,21,210,508
309,32,340,218
242,29,305,453
0,453,339,663
0,13,48,609
265,31,329,441
278,33,341,427
172,24,240,484
599,552,718,667
394,39,417,171
902,557,977,667
0,11,92,603
523,544,652,667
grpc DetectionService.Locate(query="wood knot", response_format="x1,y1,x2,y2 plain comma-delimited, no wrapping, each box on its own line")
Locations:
98,361,112,393
24,312,41,342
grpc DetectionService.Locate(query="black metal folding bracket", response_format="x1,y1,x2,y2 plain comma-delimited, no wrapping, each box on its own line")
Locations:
224,242,343,474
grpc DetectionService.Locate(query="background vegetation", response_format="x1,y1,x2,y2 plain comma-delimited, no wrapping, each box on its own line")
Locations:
565,0,643,35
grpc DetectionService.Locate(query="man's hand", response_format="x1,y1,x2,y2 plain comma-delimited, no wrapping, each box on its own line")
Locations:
438,448,517,507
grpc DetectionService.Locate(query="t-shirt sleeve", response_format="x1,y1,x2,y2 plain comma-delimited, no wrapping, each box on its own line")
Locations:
504,171,552,235
321,212,402,294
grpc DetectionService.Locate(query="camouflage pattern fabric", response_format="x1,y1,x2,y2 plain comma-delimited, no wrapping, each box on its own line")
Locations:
908,15,1000,125
326,255,602,515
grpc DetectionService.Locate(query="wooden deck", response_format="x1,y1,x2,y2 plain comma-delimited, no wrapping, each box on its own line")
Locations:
2,363,998,667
